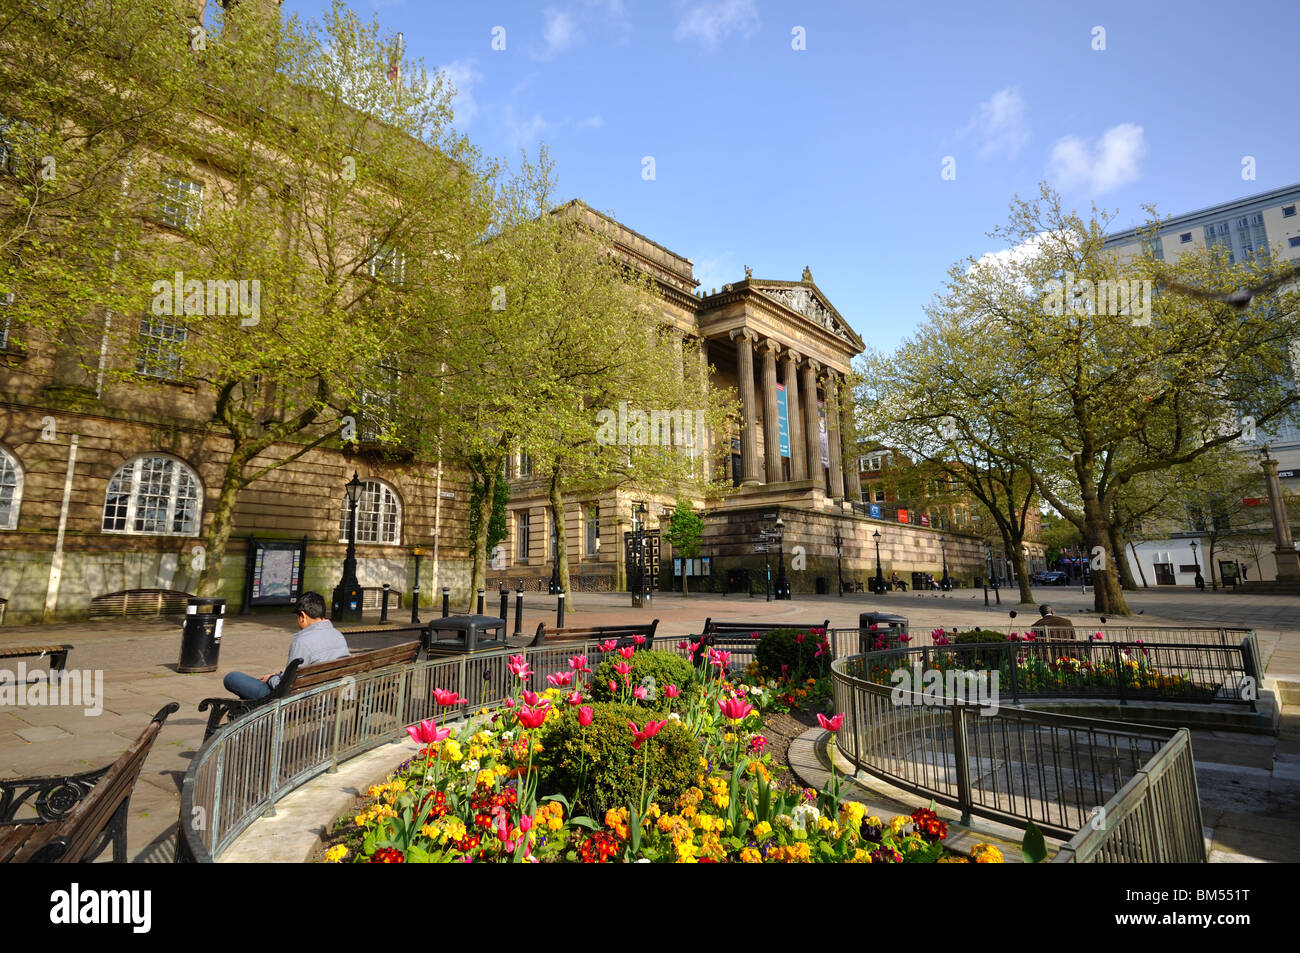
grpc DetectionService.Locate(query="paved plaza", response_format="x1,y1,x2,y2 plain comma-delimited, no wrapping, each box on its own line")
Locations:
1,586,1298,862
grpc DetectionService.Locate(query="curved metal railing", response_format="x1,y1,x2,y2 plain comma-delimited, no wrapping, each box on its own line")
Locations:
830,648,1207,862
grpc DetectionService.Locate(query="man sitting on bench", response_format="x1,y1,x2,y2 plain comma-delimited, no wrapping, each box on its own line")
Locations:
222,592,350,700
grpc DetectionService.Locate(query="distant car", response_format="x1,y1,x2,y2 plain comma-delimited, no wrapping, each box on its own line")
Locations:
1037,571,1068,585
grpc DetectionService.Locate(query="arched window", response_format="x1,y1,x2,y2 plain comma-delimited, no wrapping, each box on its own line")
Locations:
0,445,22,530
339,479,401,545
102,455,202,535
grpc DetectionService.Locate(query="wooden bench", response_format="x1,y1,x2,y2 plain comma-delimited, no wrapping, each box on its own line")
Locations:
692,618,831,666
0,703,179,863
528,619,659,649
198,641,420,740
0,644,73,679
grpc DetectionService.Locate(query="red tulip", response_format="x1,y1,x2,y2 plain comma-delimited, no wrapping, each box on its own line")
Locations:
547,671,573,688
568,654,591,674
795,632,807,644
817,712,844,732
718,697,754,721
628,719,667,749
613,661,632,677
599,640,618,652
664,684,680,698
633,635,646,645
522,689,542,707
618,645,636,660
432,688,466,706
517,703,549,730
566,691,583,705
678,640,689,651
508,655,532,680
608,680,617,693
407,719,451,745
578,706,594,727
519,813,534,833
708,648,731,669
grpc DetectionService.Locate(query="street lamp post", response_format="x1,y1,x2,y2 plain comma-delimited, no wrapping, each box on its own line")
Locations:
775,517,789,600
872,529,884,594
1259,445,1300,581
1190,540,1201,590
332,471,364,623
832,527,844,597
939,535,950,591
986,541,1000,605
631,503,650,608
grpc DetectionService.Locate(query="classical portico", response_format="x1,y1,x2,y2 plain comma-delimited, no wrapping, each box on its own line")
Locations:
699,268,862,503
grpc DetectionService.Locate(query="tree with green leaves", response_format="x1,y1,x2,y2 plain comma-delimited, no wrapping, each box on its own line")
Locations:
664,498,704,597
858,183,1300,615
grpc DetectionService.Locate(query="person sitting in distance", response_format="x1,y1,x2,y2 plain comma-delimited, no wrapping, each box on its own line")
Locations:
1030,603,1076,640
222,591,351,700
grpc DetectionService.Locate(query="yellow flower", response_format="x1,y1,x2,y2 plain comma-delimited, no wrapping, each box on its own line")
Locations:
890,816,910,836
739,847,762,863
325,844,348,863
938,855,970,863
754,821,773,839
440,739,463,762
970,843,1004,864
850,848,871,863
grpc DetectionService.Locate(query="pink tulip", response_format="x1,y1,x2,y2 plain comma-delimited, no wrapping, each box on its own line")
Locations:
599,640,618,652
547,671,574,688
633,635,646,645
613,661,632,677
608,680,617,693
407,719,451,745
633,685,648,700
517,703,549,730
628,719,667,749
519,813,534,833
432,688,466,706
504,697,515,708
689,641,702,657
1092,633,1103,641
664,684,680,698
568,654,591,674
708,648,731,669
522,689,542,707
678,640,689,651
618,645,635,660
578,706,594,727
508,655,532,680
795,632,807,644
750,631,760,640
718,697,754,721
817,712,844,732
567,691,583,705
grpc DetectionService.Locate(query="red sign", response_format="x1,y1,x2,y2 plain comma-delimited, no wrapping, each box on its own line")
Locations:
897,509,910,524
919,514,931,527
1243,498,1263,506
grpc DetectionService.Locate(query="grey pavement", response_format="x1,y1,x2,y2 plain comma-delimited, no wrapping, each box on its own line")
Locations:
0,585,1297,862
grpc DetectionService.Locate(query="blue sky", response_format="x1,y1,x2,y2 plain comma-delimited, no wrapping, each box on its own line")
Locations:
283,0,1300,354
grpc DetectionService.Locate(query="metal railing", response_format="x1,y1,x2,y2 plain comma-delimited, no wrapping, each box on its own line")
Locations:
831,649,1207,861
178,639,620,862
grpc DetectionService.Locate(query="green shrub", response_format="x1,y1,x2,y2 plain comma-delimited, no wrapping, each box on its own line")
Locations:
950,630,1009,668
754,628,830,679
588,649,695,713
534,702,701,816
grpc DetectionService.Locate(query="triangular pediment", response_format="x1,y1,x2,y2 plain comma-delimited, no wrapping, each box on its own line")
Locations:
751,281,860,347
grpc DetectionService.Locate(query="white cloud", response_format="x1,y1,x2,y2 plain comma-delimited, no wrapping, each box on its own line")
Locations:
692,254,740,295
541,8,579,58
434,59,482,126
961,87,1030,161
1048,123,1147,194
969,231,1053,276
503,106,550,151
674,0,759,47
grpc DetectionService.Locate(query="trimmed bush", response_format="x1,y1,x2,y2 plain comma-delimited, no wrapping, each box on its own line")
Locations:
950,630,1009,668
534,702,700,816
754,627,830,679
588,649,695,713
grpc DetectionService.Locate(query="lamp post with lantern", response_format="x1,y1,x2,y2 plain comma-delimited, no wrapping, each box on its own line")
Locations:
332,471,365,623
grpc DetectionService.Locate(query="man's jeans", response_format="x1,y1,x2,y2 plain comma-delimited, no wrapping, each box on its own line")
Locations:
224,671,273,700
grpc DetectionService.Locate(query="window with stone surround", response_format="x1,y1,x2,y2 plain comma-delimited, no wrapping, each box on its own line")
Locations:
102,455,202,536
338,479,401,545
137,313,187,380
158,175,203,230
0,445,22,530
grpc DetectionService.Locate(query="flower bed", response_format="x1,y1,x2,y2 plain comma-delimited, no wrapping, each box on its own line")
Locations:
323,632,1006,863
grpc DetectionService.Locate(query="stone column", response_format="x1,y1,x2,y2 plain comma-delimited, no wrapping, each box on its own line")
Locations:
760,340,783,484
801,359,824,492
697,338,710,480
1262,453,1300,580
838,375,858,498
730,328,760,486
825,372,845,499
782,350,806,481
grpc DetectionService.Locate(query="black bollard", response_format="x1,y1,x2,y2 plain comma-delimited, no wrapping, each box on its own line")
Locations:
442,587,450,618
381,583,390,622
514,587,524,636
500,587,508,623
556,591,566,629
476,588,485,615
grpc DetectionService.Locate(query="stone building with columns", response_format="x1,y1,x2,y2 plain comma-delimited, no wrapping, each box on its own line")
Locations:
496,203,986,596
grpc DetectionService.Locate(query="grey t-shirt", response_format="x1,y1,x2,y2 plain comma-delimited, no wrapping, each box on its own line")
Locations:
268,619,351,688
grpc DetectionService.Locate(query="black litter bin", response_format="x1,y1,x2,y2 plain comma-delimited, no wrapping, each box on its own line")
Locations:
815,576,828,595
422,614,508,657
179,597,225,673
859,611,909,652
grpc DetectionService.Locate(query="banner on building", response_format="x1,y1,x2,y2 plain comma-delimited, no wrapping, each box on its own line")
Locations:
919,514,930,527
776,384,791,458
869,503,882,519
897,509,910,524
818,400,829,467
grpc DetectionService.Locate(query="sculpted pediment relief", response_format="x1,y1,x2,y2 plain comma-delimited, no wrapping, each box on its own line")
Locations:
754,285,851,342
